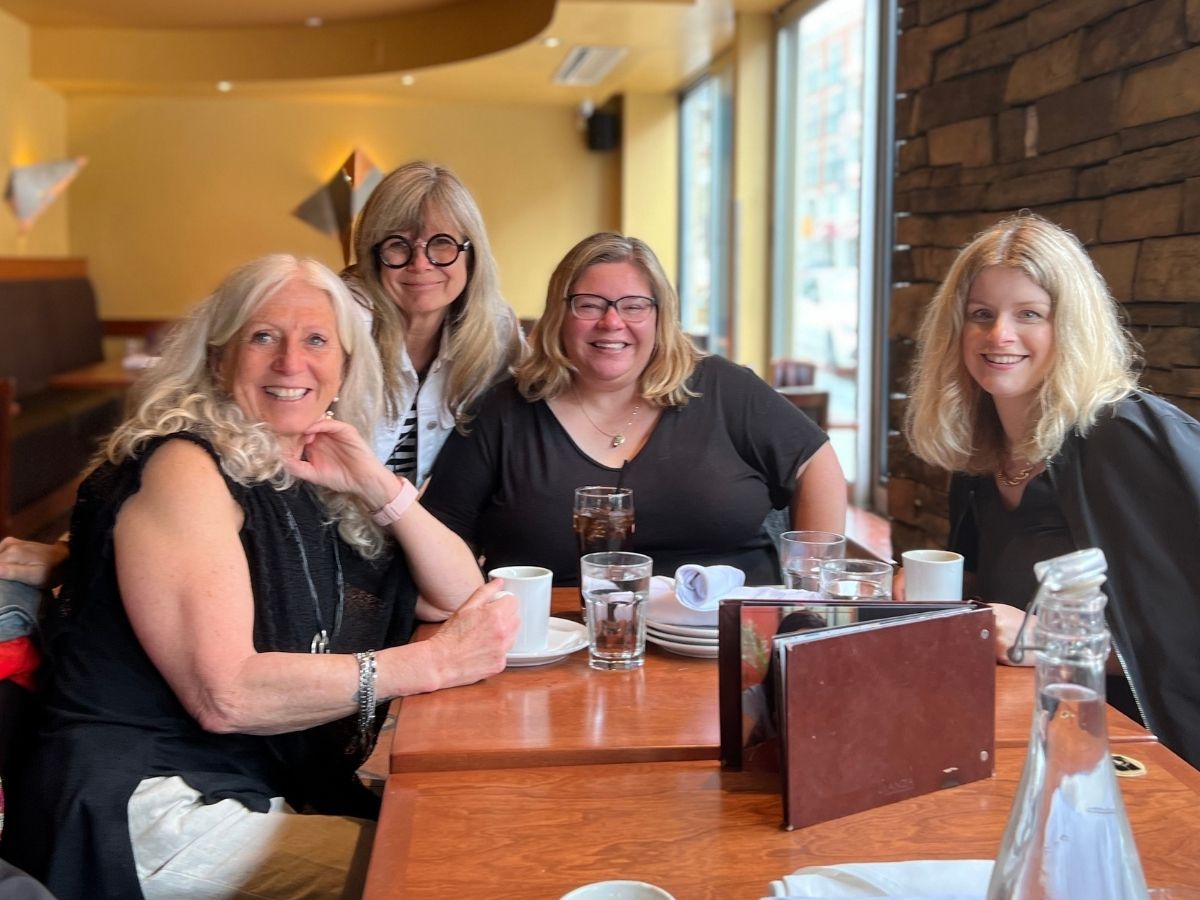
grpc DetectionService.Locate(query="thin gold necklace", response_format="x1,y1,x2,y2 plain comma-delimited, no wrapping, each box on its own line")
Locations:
574,386,640,449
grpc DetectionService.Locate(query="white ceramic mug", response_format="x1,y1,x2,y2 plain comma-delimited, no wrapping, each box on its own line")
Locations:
559,881,675,900
901,549,965,602
488,565,553,652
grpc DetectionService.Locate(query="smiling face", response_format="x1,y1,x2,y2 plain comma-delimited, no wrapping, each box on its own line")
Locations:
378,207,469,325
561,261,658,394
961,265,1056,419
220,278,344,452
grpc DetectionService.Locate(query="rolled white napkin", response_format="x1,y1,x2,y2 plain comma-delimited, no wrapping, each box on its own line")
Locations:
764,859,993,899
674,564,746,610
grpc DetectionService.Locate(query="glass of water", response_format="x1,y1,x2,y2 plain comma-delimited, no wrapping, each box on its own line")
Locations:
819,558,894,600
580,551,653,670
780,531,846,591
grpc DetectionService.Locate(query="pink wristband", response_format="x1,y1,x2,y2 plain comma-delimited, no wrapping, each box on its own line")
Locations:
370,477,419,526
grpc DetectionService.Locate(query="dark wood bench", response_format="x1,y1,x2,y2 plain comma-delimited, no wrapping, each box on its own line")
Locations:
0,258,124,539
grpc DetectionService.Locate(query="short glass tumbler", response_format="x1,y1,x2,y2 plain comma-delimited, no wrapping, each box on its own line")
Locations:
580,551,653,670
819,558,894,601
780,530,846,591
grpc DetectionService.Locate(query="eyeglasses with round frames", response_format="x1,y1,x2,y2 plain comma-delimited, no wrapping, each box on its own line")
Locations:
566,293,658,323
373,233,471,269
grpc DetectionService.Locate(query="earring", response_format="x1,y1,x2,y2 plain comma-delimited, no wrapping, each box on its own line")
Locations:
325,395,340,419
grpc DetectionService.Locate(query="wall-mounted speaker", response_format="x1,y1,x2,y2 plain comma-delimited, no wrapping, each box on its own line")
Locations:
586,111,620,151
584,97,622,152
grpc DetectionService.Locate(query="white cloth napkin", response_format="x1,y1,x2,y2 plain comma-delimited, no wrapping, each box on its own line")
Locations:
646,576,716,626
764,860,993,899
674,564,745,610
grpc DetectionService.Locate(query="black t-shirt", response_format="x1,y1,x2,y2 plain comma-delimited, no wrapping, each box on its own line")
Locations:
972,473,1074,610
423,356,829,586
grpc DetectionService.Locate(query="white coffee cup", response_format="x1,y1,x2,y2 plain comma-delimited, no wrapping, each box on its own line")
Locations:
488,565,553,652
901,549,965,602
559,881,675,900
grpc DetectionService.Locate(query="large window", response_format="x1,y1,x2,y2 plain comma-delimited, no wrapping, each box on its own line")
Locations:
678,64,733,356
773,0,888,505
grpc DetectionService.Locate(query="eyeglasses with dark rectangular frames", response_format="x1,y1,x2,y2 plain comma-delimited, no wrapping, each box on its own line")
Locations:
374,233,471,269
566,293,658,323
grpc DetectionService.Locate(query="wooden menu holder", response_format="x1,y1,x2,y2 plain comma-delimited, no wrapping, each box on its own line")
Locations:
718,598,996,829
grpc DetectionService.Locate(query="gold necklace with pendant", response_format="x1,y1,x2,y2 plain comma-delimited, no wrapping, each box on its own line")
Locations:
574,387,641,449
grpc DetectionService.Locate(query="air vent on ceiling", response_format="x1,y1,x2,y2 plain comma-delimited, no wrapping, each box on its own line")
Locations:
552,45,628,86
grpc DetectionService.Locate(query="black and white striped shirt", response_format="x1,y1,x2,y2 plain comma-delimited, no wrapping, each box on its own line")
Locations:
384,399,419,481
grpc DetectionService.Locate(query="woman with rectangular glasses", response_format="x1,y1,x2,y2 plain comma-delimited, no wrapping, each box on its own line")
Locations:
421,232,847,585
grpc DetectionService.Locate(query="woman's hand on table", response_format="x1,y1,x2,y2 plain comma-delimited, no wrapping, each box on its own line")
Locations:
420,580,520,690
990,602,1035,666
0,536,69,588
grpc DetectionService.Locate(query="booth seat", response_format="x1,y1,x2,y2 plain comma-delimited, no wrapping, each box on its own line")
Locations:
0,259,124,537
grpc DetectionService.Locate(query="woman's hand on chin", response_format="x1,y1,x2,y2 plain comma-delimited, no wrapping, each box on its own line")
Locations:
284,418,395,505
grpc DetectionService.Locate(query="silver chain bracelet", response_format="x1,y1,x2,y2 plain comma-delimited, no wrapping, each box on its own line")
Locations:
354,650,378,748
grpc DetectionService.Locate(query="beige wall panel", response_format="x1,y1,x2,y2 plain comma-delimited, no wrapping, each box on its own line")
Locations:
65,94,619,320
621,92,679,282
0,9,69,254
732,12,771,374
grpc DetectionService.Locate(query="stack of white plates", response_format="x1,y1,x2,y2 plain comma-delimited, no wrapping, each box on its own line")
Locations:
645,619,719,659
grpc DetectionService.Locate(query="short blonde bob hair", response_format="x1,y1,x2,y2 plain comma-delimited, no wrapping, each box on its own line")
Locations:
904,212,1138,475
347,160,519,423
104,254,389,558
516,232,704,406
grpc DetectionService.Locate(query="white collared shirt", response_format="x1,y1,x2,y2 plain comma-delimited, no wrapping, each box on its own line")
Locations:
372,331,458,488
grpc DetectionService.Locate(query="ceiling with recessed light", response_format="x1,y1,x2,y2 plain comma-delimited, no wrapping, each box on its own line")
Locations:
0,0,781,105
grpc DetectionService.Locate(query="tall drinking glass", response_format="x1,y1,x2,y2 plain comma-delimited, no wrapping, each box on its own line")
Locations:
779,530,846,591
574,486,635,617
580,551,653,670
574,487,635,555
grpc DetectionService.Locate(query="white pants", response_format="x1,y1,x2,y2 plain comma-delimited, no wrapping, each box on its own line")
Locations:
128,775,375,900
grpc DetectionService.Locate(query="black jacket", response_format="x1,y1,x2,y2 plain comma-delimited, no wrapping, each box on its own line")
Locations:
950,391,1200,769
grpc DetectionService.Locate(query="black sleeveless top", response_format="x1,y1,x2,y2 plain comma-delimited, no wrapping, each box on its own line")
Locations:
1,434,417,900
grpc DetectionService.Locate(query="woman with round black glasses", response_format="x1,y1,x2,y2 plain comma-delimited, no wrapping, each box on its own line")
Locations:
421,232,846,585
342,160,522,487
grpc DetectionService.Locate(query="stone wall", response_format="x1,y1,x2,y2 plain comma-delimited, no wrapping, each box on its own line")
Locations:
888,0,1200,554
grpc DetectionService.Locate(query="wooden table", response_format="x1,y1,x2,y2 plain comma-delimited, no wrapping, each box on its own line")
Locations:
388,590,1153,774
48,358,144,390
365,742,1200,899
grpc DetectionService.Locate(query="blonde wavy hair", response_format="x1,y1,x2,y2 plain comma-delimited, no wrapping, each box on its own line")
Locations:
104,254,390,558
904,212,1138,475
345,160,520,423
516,232,704,405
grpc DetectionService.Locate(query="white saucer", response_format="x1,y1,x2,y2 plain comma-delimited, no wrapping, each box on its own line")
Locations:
505,618,588,667
646,632,720,659
647,620,719,639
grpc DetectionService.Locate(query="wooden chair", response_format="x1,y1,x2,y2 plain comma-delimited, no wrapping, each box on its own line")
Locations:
770,358,816,388
777,386,829,431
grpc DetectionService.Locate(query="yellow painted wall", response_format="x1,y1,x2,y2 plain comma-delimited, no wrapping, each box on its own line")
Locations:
66,94,620,320
621,92,679,280
731,12,773,375
0,9,69,255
